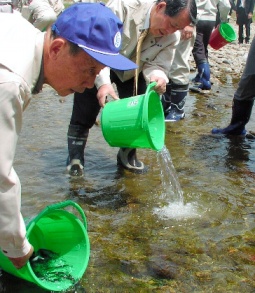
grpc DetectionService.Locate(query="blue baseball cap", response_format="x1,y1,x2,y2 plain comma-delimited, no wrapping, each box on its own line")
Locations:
51,2,137,71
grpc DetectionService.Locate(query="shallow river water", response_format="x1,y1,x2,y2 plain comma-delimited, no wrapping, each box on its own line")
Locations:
0,75,254,292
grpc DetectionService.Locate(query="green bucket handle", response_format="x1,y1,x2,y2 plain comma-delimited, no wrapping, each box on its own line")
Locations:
141,81,157,128
27,200,87,231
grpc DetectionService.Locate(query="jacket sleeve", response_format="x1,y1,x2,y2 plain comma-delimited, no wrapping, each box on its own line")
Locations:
142,32,180,84
247,0,255,14
0,76,32,258
106,0,126,23
94,0,126,88
218,0,231,22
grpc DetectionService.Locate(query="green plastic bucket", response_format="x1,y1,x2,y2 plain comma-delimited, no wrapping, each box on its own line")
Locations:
101,82,165,151
209,23,237,50
0,200,90,291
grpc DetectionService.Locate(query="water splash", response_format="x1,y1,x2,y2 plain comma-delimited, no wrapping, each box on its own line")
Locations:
153,146,199,220
154,202,200,220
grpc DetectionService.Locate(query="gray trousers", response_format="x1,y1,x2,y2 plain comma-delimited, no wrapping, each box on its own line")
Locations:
235,36,255,101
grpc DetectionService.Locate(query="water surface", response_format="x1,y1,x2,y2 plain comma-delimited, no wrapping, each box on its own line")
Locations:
0,80,255,292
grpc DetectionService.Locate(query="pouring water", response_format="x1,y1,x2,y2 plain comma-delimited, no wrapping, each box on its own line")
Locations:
153,146,200,220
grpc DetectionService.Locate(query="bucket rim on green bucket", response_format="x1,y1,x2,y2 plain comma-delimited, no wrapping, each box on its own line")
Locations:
219,22,236,43
141,82,165,151
0,201,90,292
101,82,165,151
25,200,89,291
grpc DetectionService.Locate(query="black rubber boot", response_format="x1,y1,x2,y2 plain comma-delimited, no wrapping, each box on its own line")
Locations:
212,99,254,135
164,84,188,122
67,124,89,176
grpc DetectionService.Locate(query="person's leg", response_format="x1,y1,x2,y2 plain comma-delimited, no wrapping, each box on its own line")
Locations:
239,24,244,44
165,84,189,122
165,34,195,121
245,21,251,44
111,71,148,173
67,86,100,176
190,20,215,92
212,37,255,135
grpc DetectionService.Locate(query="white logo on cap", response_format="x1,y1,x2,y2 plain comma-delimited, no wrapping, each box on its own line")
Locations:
114,32,121,49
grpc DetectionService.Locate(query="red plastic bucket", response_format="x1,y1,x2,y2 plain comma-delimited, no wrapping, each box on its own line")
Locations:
209,23,236,50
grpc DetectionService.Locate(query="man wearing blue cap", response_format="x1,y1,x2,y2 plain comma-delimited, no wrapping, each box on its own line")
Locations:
66,0,197,176
0,3,136,268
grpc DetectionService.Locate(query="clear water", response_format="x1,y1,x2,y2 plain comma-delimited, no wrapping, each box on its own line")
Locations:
30,251,74,286
0,77,255,292
154,146,200,220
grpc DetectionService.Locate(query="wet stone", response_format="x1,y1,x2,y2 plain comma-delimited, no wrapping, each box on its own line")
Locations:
147,256,179,280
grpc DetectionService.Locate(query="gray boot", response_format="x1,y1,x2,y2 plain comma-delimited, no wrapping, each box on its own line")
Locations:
67,124,89,176
117,148,147,173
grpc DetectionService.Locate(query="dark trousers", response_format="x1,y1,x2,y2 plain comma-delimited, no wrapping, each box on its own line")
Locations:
192,20,215,65
237,7,252,43
238,23,251,43
70,71,147,129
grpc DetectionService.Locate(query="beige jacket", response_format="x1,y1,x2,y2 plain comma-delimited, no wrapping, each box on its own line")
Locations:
95,0,180,87
0,12,44,257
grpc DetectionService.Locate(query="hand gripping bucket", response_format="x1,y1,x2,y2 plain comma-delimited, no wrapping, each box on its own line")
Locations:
209,22,237,50
101,82,165,151
0,200,90,291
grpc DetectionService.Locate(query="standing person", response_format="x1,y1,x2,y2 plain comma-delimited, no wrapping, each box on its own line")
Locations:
161,25,196,121
66,0,197,177
21,0,64,31
212,36,255,135
215,0,236,27
0,2,136,269
189,0,231,93
236,0,255,44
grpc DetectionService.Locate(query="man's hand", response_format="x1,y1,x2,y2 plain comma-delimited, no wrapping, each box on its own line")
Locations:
150,76,167,95
97,83,119,107
180,25,194,40
8,246,34,269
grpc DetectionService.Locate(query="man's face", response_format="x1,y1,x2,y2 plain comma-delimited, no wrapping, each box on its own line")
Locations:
150,3,191,37
46,39,105,96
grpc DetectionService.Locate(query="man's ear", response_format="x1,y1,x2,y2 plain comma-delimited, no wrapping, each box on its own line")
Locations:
156,1,166,13
48,38,66,59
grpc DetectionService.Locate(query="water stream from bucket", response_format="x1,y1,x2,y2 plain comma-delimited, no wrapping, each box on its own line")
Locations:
153,146,199,220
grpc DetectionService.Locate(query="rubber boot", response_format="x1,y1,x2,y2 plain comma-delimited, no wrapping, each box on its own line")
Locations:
161,83,171,114
67,124,89,176
212,99,254,135
165,84,188,122
190,62,211,92
117,148,147,173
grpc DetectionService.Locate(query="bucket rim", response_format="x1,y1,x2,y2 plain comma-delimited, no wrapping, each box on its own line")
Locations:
142,82,165,151
219,23,236,42
24,201,90,291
